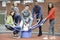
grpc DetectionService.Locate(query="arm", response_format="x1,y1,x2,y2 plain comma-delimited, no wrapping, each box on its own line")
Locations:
46,8,55,19
27,11,33,27
38,6,43,19
37,6,43,22
40,8,55,25
21,10,24,20
29,10,33,21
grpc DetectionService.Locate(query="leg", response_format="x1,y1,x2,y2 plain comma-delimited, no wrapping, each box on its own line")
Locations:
51,19,55,36
49,19,55,35
13,26,21,34
13,26,21,38
38,26,42,36
49,19,56,39
37,19,42,36
38,20,42,36
5,24,14,31
5,24,21,34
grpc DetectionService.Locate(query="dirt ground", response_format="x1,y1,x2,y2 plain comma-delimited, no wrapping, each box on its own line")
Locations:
0,34,60,40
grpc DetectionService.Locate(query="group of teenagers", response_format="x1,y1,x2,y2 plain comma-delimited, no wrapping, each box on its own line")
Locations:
5,1,56,38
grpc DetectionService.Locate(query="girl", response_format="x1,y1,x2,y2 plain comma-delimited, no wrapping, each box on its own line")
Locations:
42,2,56,39
5,11,21,38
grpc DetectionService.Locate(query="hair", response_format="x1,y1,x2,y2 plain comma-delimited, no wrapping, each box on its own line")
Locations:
34,0,37,2
9,11,13,16
12,2,14,6
9,11,15,20
12,2,17,7
48,2,54,12
25,4,29,7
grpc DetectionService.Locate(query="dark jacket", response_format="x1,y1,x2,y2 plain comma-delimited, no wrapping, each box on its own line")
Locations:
13,14,21,24
32,5,43,20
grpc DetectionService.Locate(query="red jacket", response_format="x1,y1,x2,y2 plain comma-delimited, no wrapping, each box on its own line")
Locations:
46,8,55,20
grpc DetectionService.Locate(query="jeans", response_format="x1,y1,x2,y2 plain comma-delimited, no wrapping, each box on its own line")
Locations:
49,19,55,35
5,24,21,34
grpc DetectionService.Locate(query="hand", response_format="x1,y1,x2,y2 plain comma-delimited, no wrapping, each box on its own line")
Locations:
42,18,47,24
39,18,47,26
40,23,43,26
31,17,33,21
33,18,35,22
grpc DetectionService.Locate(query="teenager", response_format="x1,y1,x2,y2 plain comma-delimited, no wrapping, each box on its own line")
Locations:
11,2,21,26
32,1,43,36
11,2,19,14
42,2,56,39
20,5,33,38
48,2,55,39
5,11,21,38
21,5,33,31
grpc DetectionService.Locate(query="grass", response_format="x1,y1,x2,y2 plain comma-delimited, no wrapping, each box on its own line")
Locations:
0,14,5,25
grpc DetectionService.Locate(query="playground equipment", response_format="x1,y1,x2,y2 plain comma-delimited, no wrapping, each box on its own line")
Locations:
21,30,32,38
5,18,46,38
20,19,45,38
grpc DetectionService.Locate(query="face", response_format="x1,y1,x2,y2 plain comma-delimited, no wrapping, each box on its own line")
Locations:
25,6,29,10
14,2,17,7
11,11,14,16
49,3,52,8
35,2,38,6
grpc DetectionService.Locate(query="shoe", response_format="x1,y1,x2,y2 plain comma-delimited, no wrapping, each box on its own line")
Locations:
43,36,48,40
38,34,42,37
50,36,56,39
13,34,20,39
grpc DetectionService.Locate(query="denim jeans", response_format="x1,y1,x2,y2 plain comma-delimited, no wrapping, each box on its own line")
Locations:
5,24,21,34
49,19,55,35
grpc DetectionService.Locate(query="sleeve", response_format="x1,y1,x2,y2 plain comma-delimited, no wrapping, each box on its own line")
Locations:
46,8,55,19
11,6,14,11
32,7,35,18
29,11,33,27
15,7,19,13
29,11,33,20
21,10,25,21
6,16,10,24
10,16,15,26
39,6,43,19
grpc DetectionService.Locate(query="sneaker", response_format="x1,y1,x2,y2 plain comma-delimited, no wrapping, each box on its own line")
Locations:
50,36,56,39
13,34,20,39
38,34,42,37
43,36,48,40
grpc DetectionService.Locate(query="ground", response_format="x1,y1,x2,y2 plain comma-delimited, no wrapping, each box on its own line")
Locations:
0,25,60,40
0,34,60,40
